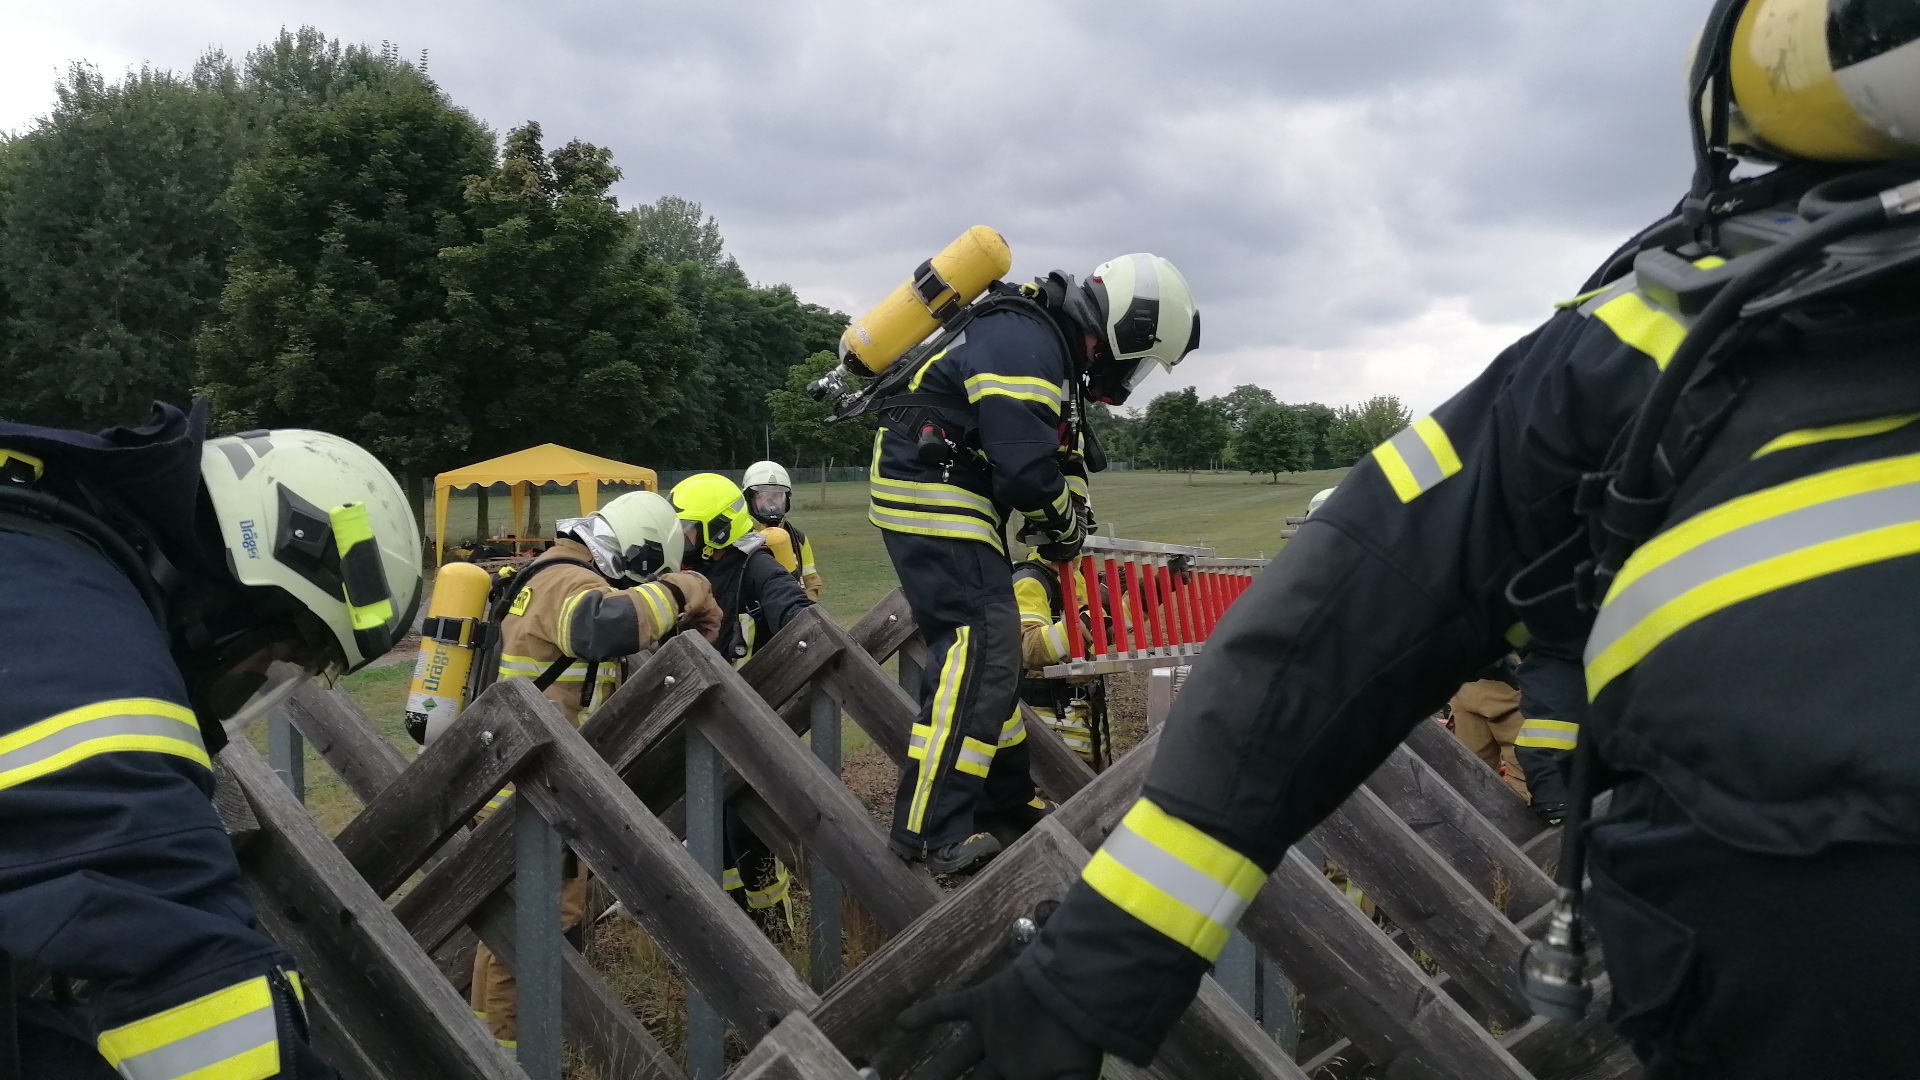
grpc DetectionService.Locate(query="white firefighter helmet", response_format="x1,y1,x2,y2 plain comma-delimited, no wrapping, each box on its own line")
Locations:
1086,254,1201,399
199,429,423,727
1308,487,1337,517
742,459,793,525
593,490,684,583
1723,0,1920,162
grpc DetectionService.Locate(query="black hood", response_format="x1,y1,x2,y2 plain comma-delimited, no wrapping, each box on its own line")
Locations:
0,400,216,573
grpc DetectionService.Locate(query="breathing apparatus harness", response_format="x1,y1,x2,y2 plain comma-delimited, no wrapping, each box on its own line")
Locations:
815,273,1108,484
1510,4,1920,1013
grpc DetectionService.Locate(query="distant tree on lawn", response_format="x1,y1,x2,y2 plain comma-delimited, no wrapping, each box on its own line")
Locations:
1325,394,1414,466
766,351,877,504
1144,386,1232,480
1236,404,1314,481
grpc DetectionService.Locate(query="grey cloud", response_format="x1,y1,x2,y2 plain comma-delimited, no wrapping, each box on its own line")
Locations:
9,0,1723,413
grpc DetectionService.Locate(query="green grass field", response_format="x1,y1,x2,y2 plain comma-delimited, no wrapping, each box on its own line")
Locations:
434,468,1348,626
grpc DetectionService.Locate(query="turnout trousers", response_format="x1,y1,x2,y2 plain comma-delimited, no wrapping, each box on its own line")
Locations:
882,532,1032,852
1585,776,1920,1080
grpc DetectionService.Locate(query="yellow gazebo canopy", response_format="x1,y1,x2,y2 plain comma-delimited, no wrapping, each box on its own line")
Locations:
434,443,657,564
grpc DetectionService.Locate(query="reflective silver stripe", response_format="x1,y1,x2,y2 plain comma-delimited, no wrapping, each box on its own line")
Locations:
1101,819,1253,929
962,374,1061,410
999,715,1026,746
957,744,994,771
1130,252,1160,301
113,1005,276,1080
1516,719,1578,750
0,711,205,789
868,475,997,518
1585,475,1920,682
908,732,930,757
867,505,1005,547
1382,424,1449,494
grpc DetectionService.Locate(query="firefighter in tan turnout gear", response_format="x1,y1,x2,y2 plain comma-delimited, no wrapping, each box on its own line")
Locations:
470,490,719,1051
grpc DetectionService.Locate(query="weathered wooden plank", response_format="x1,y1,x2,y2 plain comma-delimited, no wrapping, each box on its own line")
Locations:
1401,718,1543,845
492,678,821,1041
1051,727,1158,849
223,739,518,1080
681,643,943,934
732,1011,867,1080
333,699,550,897
1311,784,1534,1027
467,890,688,1080
283,681,410,801
845,587,917,661
1364,743,1557,917
301,989,387,1080
1506,974,1641,1080
395,807,516,953
1240,849,1532,1080
212,759,259,853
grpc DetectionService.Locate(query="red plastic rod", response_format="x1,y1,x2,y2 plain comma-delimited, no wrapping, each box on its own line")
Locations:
1102,557,1125,654
1143,558,1168,651
1057,559,1085,661
1082,554,1110,658
1124,558,1150,654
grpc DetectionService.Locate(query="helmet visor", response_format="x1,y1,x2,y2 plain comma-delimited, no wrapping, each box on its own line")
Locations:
746,485,790,524
210,624,347,735
1121,355,1163,391
680,519,705,561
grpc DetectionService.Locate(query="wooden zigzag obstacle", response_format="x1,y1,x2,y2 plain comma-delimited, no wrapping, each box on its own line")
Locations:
212,587,1638,1079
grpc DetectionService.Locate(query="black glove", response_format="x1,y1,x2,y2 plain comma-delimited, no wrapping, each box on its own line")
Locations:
1031,495,1087,563
897,965,1103,1080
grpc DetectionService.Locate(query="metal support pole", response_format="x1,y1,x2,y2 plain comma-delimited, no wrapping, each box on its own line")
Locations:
684,728,727,1080
1257,957,1302,1056
898,643,923,701
515,797,563,1079
267,711,304,802
1215,930,1257,1018
1146,668,1175,730
808,684,844,992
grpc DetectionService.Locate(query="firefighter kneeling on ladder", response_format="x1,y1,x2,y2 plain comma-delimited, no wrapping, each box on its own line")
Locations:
456,490,719,1055
1012,551,1108,770
673,472,815,927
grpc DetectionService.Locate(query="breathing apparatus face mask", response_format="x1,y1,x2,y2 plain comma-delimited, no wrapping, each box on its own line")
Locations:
746,485,790,525
619,540,667,582
191,607,347,736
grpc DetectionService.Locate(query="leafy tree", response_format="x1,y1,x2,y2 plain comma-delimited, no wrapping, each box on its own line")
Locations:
1143,386,1232,480
1214,384,1278,433
1292,402,1338,469
1085,401,1144,466
195,57,495,515
1235,404,1314,481
766,351,877,504
632,195,731,270
0,58,258,427
428,123,705,467
1325,394,1414,466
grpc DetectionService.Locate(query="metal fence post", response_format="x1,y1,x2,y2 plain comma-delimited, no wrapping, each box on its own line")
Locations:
1257,957,1302,1056
898,643,922,702
1215,930,1258,1018
267,711,304,802
808,684,844,992
515,796,563,1079
684,728,727,1079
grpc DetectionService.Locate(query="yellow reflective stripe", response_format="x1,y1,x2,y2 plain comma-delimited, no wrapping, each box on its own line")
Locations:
1516,719,1579,750
497,655,609,685
963,373,1062,411
870,427,998,517
1504,622,1531,648
1040,622,1069,663
632,582,675,638
98,975,278,1080
998,712,1026,748
955,737,996,777
0,699,207,791
722,867,743,890
907,349,949,392
1081,799,1264,962
1065,473,1090,503
868,505,1006,551
1753,413,1920,459
554,591,588,656
1587,452,1920,699
799,537,818,578
1370,416,1461,504
1553,285,1610,310
1593,290,1686,370
908,630,970,832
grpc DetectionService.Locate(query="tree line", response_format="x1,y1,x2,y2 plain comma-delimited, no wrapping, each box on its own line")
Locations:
1090,387,1412,481
0,28,843,517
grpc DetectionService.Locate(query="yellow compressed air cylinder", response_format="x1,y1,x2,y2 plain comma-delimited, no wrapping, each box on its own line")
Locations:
762,526,798,572
839,225,1013,376
406,561,492,745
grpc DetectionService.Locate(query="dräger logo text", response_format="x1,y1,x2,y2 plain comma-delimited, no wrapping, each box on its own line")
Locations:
239,519,261,559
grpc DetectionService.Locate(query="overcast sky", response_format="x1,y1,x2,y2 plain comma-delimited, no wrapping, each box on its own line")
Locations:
2,0,1714,415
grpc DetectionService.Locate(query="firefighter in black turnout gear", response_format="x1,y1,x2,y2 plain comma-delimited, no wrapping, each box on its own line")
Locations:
0,402,422,1079
867,254,1201,876
900,4,1920,1078
671,473,814,919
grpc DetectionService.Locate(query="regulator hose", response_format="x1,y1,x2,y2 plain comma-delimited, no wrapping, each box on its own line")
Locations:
1597,180,1920,580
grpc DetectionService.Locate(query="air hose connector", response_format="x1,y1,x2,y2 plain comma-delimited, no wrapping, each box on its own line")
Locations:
1520,886,1593,1022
